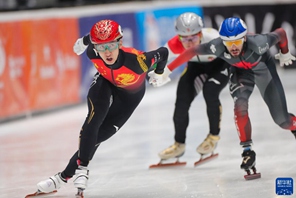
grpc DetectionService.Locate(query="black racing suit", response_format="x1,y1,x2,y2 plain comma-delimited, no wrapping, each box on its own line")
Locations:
61,37,168,179
161,31,230,144
174,59,229,143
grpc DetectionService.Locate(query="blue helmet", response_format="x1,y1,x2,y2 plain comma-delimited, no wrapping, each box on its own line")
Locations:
219,17,247,41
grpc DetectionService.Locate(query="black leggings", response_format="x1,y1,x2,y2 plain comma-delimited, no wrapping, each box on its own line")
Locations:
174,59,229,143
62,74,145,178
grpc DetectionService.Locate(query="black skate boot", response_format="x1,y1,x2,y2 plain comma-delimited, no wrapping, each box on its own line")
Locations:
240,149,261,180
240,149,256,170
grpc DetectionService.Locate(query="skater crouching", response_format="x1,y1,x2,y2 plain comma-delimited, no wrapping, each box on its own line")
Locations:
27,19,169,197
149,17,296,179
149,12,230,168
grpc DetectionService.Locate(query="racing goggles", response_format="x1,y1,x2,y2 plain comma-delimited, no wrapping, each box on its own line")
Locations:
179,32,201,43
223,38,244,47
94,41,119,52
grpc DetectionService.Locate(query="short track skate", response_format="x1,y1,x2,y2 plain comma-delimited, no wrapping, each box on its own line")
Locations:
194,153,218,167
149,158,186,168
25,190,57,198
75,188,84,198
243,166,261,180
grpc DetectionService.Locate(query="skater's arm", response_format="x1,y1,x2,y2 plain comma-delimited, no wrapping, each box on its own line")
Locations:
167,46,197,71
270,28,296,66
145,47,171,87
269,28,289,53
73,34,90,55
144,47,169,74
167,40,217,71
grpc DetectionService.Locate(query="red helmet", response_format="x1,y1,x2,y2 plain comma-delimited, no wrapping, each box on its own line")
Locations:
90,20,123,44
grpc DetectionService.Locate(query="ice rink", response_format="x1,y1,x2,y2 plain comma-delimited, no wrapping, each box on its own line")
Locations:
1,68,296,198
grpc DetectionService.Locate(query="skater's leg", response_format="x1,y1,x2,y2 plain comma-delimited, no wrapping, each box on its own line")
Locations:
61,145,99,179
196,60,229,155
159,64,203,160
254,59,296,131
69,85,145,193
36,75,111,193
203,60,229,136
72,87,145,190
173,64,204,143
229,68,255,145
95,87,145,143
228,68,259,172
78,77,113,166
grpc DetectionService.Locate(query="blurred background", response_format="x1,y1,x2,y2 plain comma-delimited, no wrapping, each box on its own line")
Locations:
0,0,295,123
0,0,150,11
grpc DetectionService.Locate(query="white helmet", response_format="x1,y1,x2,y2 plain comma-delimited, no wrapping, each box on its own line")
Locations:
175,12,203,36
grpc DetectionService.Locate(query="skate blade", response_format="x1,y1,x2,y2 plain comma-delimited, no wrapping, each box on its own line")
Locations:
25,190,57,198
194,153,219,167
75,194,84,198
244,172,261,180
149,161,186,168
75,188,84,198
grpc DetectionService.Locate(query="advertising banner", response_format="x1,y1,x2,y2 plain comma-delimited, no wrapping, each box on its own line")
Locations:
78,13,138,100
0,21,29,118
28,18,80,111
0,18,80,120
55,19,81,105
203,4,296,68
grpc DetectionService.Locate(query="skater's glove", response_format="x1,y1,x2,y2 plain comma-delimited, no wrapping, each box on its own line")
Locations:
73,38,88,55
148,67,172,87
275,50,296,67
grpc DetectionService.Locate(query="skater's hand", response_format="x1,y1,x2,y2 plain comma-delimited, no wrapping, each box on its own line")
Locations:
148,67,171,87
73,38,88,55
275,50,296,67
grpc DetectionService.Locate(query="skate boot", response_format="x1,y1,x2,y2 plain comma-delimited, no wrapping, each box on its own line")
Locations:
150,142,186,168
158,142,185,160
74,165,89,198
196,134,220,155
37,172,67,193
240,149,256,170
240,149,261,180
194,134,220,166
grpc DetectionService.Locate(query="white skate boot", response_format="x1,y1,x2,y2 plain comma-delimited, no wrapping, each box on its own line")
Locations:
194,134,220,166
196,134,220,155
150,142,186,168
37,172,66,193
158,142,185,160
73,165,89,197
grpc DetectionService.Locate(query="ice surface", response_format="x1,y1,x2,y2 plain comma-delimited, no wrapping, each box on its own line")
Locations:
0,68,295,198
